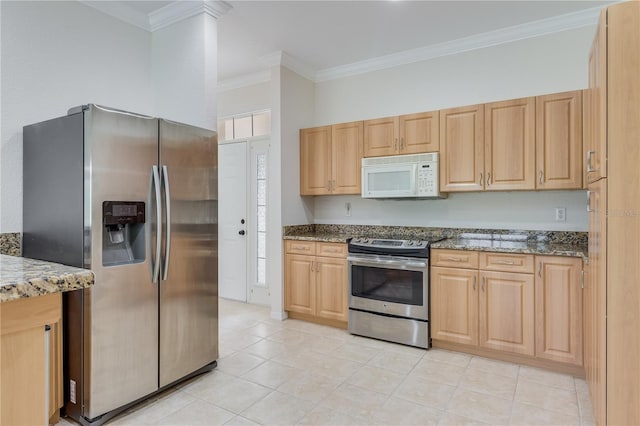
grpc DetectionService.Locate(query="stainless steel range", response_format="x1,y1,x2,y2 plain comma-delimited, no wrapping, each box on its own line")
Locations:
347,237,438,348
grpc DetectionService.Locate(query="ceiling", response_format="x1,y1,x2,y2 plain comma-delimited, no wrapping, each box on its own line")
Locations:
86,1,613,84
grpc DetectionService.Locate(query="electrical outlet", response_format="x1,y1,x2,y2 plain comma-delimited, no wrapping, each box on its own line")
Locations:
345,202,352,217
555,207,566,222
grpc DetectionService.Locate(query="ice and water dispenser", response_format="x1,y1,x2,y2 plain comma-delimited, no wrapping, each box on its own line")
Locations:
102,201,145,266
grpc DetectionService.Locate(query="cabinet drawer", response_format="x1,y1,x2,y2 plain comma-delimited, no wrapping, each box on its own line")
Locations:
285,240,316,255
317,242,347,258
431,249,479,269
479,252,534,273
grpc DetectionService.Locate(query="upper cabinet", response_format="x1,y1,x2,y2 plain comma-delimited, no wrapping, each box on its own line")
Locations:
439,104,484,192
364,111,439,157
585,15,607,185
536,91,583,190
300,121,363,196
303,90,585,196
485,97,536,191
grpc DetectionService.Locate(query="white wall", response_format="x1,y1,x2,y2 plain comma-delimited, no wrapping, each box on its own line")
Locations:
280,67,315,226
311,26,595,231
0,1,153,233
315,191,586,231
218,82,270,117
152,13,217,130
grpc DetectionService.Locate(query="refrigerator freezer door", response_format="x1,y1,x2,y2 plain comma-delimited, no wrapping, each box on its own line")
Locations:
84,106,160,419
159,119,218,387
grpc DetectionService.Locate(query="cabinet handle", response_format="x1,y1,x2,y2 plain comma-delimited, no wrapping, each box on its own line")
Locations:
481,277,485,292
496,260,515,265
538,262,542,278
581,270,586,289
479,173,483,186
332,180,336,191
400,137,404,150
586,150,595,173
539,170,543,185
292,245,310,251
473,276,476,291
394,138,398,150
327,180,331,191
446,257,462,262
586,191,593,212
310,261,314,272
486,173,491,186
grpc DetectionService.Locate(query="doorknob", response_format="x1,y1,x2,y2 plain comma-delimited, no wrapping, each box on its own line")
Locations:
238,230,246,236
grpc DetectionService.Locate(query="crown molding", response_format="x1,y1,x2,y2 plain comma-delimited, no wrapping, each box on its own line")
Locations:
217,70,271,92
79,0,150,31
259,51,316,82
79,1,232,33
314,5,604,82
149,1,232,32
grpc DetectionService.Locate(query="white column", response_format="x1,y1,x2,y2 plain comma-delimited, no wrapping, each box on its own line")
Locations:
151,8,218,130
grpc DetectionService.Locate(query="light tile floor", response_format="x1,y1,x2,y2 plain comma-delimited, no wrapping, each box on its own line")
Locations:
59,299,595,425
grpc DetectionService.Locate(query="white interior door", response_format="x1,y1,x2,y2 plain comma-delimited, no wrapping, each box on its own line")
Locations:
219,142,248,301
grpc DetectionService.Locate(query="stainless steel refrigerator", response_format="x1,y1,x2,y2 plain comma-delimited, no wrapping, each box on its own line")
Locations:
23,104,218,425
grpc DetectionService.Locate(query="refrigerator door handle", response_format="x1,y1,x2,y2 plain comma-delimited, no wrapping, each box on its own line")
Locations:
152,165,162,283
162,165,172,280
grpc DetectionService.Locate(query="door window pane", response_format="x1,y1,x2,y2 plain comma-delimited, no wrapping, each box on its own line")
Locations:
234,115,252,139
253,111,271,136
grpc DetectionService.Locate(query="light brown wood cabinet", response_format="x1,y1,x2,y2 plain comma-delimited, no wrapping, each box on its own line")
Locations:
439,104,484,192
300,122,363,195
432,249,583,369
1,293,63,426
440,94,584,193
431,250,534,355
284,240,348,326
479,270,535,356
364,111,439,158
484,97,536,191
431,265,478,346
583,4,640,424
536,91,583,189
535,255,583,366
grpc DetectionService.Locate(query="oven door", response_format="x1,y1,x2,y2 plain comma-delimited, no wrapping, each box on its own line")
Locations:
348,254,429,320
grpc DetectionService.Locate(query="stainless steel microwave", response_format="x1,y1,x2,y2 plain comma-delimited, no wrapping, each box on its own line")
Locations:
361,152,445,199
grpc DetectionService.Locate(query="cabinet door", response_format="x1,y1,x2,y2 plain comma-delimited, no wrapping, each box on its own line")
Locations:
431,267,478,346
399,111,439,154
582,89,590,189
588,178,607,425
316,258,348,322
284,254,315,315
364,116,399,157
484,97,535,191
479,271,534,355
332,121,363,195
300,126,332,195
586,11,607,184
439,105,484,192
535,256,583,366
536,91,583,190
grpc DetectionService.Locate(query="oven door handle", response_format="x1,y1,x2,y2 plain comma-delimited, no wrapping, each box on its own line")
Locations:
347,256,428,269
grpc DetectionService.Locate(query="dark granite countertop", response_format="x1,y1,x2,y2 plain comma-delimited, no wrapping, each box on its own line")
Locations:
430,238,587,259
283,224,588,260
0,254,94,303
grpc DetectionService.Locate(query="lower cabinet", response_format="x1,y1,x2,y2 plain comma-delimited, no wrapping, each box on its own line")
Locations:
431,249,583,370
1,292,63,426
284,240,348,326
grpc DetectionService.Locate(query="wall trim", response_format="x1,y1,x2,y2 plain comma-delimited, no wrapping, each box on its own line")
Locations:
218,4,603,90
79,0,232,32
217,70,271,92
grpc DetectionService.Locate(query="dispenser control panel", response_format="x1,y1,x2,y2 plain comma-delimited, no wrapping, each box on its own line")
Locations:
103,201,145,225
